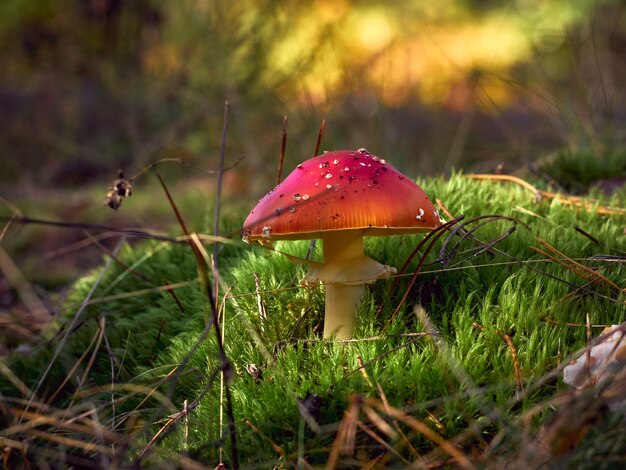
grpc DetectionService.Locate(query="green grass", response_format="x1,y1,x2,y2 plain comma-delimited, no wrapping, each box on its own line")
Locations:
2,171,626,468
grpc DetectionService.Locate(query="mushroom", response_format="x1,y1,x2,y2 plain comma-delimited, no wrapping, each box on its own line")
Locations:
242,149,441,339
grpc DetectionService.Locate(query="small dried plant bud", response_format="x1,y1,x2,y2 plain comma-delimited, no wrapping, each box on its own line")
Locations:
104,170,132,210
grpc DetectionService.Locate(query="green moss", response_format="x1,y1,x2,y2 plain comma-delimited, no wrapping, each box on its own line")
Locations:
4,172,626,466
540,149,626,193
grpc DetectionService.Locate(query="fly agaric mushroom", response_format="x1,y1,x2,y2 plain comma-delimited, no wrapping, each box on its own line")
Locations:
242,149,441,339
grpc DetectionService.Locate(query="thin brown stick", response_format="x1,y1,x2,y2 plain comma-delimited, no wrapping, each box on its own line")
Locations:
573,225,600,245
314,119,326,156
276,115,288,185
82,230,151,283
388,220,458,323
585,312,592,383
153,153,241,469
213,100,230,308
1,215,179,243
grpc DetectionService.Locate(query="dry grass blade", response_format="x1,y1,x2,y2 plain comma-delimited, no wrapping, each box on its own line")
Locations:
0,361,33,398
41,232,119,261
0,436,28,454
137,401,193,461
355,418,408,465
468,173,626,215
377,382,420,459
362,405,399,441
253,272,268,328
242,418,286,457
534,237,622,292
531,245,606,290
82,229,151,283
0,196,23,239
26,428,114,455
540,317,610,329
44,317,103,405
111,366,181,431
22,237,124,426
467,174,542,199
356,354,374,388
363,396,476,470
74,316,106,394
154,154,239,467
473,322,524,393
326,394,361,469
0,245,50,331
3,406,121,445
82,280,197,307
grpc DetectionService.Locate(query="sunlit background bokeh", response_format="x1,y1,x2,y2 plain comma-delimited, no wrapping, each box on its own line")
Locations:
1,0,624,191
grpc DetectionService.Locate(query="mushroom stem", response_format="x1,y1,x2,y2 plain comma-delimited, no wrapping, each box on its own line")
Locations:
322,232,365,339
323,283,364,339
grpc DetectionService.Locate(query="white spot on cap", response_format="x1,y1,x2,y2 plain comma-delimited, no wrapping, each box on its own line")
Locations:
262,226,272,238
289,206,296,213
333,159,340,164
325,173,333,179
302,194,310,200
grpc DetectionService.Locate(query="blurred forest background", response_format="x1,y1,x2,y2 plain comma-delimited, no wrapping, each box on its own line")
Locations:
1,0,625,304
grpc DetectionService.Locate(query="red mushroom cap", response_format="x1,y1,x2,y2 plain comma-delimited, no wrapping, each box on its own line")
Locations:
242,149,441,242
